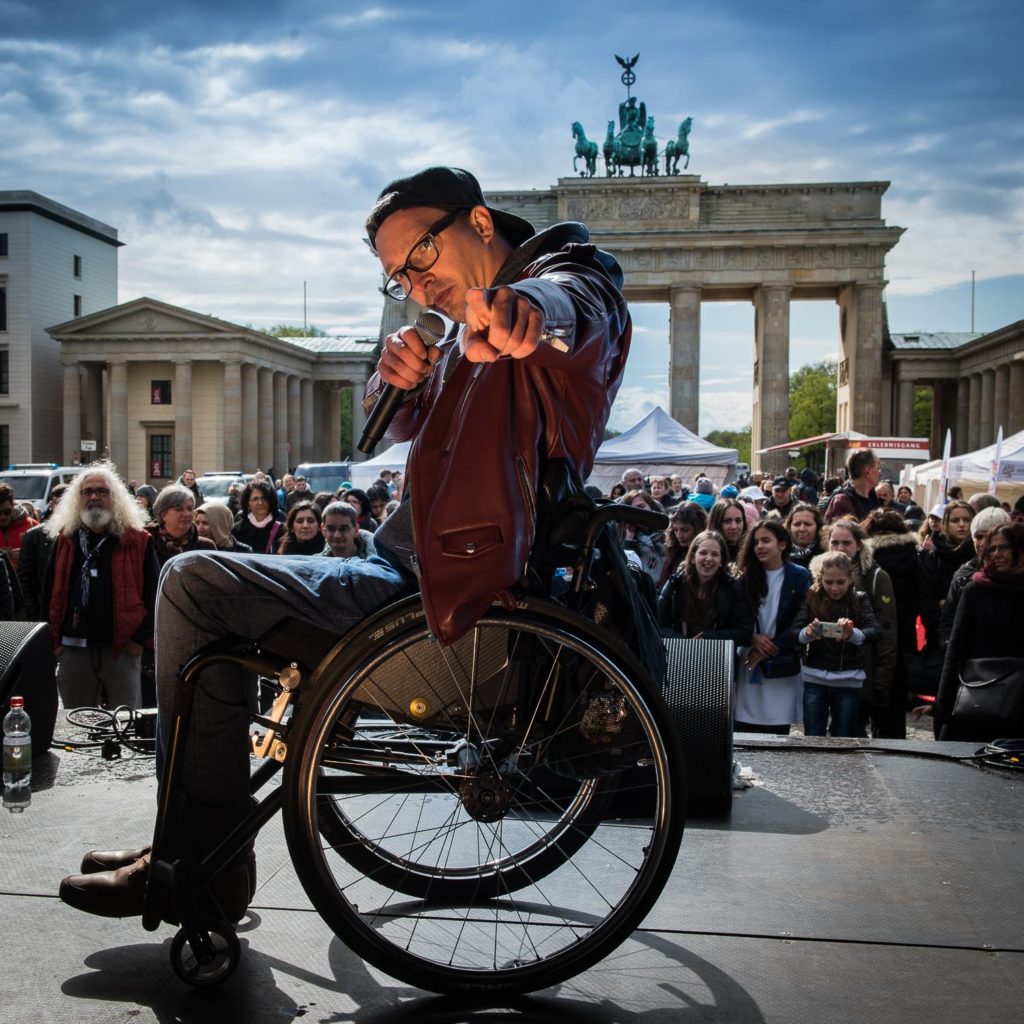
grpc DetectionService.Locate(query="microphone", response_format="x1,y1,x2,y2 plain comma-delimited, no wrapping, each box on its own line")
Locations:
358,311,445,455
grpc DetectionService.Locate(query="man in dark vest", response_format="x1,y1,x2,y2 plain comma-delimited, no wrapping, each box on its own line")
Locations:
42,466,159,710
824,448,882,523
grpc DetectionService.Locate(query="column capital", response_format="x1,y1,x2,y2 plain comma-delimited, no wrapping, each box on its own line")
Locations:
855,279,888,294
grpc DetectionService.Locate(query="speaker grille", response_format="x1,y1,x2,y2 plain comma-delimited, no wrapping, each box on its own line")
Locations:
661,637,735,816
0,621,43,686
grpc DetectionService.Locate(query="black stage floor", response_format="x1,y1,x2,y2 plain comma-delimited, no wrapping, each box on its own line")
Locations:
2,735,1022,1023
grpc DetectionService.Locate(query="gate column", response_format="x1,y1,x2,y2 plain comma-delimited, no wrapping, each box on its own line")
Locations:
752,285,791,475
668,286,701,432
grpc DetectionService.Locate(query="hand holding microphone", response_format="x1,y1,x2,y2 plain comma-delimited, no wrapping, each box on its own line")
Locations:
358,311,445,454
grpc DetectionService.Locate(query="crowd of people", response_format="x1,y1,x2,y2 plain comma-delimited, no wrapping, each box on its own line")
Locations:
0,466,404,713
610,451,1024,741
35,164,1022,936
4,451,1023,742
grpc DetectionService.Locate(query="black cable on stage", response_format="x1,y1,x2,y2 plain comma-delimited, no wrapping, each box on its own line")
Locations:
734,739,1024,771
53,704,157,758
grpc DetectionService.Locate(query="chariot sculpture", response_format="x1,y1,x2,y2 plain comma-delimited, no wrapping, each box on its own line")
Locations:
569,54,693,179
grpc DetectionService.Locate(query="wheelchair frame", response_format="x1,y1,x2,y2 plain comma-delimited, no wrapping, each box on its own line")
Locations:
140,503,687,993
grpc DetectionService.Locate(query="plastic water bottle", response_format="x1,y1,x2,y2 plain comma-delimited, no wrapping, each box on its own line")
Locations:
3,696,31,813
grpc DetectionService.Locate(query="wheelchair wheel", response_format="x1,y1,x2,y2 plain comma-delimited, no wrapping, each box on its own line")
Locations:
315,738,613,900
283,595,685,995
169,918,240,987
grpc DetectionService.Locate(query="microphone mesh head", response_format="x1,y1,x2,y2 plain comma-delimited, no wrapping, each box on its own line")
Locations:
414,312,446,347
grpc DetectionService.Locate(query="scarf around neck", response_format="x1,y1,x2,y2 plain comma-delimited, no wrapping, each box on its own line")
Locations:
972,566,1024,588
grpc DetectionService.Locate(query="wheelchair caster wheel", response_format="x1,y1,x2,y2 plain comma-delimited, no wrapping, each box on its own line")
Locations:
170,918,241,987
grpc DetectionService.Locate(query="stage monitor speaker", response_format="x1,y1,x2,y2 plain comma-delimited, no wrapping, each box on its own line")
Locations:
0,621,57,757
661,636,735,817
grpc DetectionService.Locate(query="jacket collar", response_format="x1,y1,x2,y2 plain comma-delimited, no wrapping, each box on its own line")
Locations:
491,222,624,290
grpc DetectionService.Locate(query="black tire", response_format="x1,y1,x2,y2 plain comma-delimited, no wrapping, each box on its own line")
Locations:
169,918,241,987
282,594,685,995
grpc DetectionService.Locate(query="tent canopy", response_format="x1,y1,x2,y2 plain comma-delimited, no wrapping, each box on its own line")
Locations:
587,407,738,492
349,441,411,489
905,428,1024,507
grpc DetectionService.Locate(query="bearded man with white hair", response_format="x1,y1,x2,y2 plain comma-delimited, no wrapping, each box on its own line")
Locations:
42,463,160,710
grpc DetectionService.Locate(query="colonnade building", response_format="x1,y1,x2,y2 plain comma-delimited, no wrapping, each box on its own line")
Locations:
49,297,377,486
888,321,1024,456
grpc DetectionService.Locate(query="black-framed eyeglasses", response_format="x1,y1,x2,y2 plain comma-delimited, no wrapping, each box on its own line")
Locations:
380,209,467,301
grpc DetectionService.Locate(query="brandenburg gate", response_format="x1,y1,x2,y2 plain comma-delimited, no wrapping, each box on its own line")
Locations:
489,177,904,473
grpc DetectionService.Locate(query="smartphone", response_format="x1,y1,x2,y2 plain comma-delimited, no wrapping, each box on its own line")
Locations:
818,621,844,639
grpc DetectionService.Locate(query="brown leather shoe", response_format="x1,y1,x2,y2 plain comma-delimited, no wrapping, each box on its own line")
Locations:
59,853,150,918
80,845,152,874
60,851,256,924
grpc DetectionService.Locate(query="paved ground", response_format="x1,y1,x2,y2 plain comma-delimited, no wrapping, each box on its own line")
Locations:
3,712,1021,1024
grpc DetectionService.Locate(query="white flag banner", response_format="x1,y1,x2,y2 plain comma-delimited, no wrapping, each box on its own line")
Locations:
989,426,1004,495
938,429,952,507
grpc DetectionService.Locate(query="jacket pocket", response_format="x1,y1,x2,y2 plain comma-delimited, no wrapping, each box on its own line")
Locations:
440,524,503,558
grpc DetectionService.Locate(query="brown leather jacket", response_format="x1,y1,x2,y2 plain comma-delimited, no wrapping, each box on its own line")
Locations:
365,223,630,644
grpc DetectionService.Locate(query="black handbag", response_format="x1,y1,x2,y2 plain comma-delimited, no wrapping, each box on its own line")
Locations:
951,658,1024,724
759,651,801,679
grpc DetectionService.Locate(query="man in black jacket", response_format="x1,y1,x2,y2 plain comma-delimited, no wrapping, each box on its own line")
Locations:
17,484,66,620
824,449,881,523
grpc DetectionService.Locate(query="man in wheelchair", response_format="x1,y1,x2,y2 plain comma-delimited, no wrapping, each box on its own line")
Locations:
58,166,637,923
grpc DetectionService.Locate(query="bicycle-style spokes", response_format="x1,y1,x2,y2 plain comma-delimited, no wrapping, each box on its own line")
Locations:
282,598,684,994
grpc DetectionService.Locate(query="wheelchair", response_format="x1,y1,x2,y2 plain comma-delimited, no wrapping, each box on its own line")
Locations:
141,502,686,994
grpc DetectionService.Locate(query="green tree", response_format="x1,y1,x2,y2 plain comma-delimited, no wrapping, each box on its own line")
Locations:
263,323,329,338
706,427,752,466
340,390,354,460
789,360,837,440
913,386,932,438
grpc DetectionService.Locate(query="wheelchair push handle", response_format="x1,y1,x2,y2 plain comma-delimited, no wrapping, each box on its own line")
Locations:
583,503,669,546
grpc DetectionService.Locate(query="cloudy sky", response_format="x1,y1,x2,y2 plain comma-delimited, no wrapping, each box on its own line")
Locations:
3,0,1021,432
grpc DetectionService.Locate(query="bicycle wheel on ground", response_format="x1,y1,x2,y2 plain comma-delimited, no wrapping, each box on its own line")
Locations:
282,594,685,995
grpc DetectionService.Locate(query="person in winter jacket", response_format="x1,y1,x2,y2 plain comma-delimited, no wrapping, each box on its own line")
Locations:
195,502,252,553
0,483,39,571
919,499,975,654
177,470,204,507
861,507,921,735
824,448,881,523
823,517,899,736
231,479,285,554
657,529,754,645
935,524,1024,741
784,502,824,568
41,465,159,710
793,551,882,737
938,506,1009,648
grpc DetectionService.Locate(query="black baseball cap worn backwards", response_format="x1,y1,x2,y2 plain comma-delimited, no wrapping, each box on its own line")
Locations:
365,166,535,253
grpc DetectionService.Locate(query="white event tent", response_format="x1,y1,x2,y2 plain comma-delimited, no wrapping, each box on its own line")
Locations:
905,428,1024,508
586,406,738,493
349,441,412,489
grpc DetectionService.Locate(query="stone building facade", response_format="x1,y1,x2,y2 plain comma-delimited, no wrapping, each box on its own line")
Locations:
488,176,904,472
0,191,120,466
48,297,377,487
887,322,1024,456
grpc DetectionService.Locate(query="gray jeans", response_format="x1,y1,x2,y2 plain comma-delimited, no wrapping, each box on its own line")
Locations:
57,645,142,710
155,550,407,838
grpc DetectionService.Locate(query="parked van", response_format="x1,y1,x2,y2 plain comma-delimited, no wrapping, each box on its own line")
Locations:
293,462,353,496
0,464,87,515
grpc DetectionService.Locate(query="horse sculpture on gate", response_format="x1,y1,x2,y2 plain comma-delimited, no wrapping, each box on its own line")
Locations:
642,117,658,177
571,122,598,178
570,56,695,179
603,121,618,177
665,117,693,174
